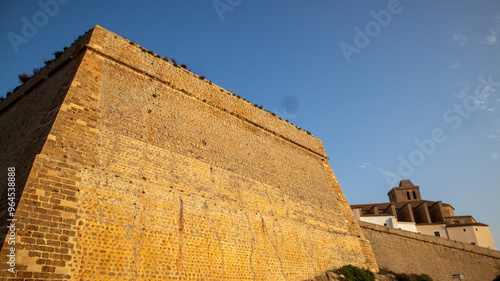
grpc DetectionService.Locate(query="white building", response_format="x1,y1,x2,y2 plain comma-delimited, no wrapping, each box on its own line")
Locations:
351,180,496,250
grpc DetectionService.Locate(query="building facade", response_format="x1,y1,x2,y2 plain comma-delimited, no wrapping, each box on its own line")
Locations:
351,180,496,250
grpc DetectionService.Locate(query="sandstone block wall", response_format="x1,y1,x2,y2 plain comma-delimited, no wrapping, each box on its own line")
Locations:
0,26,377,280
359,221,500,281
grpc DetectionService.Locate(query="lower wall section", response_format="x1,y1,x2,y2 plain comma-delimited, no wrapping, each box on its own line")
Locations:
359,221,500,281
0,153,372,280
70,163,368,280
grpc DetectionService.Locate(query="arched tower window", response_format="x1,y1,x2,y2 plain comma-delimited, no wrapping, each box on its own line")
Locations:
413,191,417,199
407,191,411,200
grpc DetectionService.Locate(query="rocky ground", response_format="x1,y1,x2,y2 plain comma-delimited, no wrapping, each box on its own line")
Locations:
308,270,398,281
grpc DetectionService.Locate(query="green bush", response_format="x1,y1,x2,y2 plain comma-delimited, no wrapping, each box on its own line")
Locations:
336,265,374,281
18,73,30,83
43,58,53,66
52,50,63,59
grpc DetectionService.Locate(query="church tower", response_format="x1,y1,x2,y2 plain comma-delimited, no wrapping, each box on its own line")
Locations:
387,179,422,202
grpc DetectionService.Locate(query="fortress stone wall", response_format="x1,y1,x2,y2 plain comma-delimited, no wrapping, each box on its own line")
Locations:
0,26,377,280
359,221,500,281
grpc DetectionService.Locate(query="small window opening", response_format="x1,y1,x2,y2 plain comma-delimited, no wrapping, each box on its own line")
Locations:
463,229,466,232
407,191,411,200
434,231,441,237
471,242,476,245
413,191,417,199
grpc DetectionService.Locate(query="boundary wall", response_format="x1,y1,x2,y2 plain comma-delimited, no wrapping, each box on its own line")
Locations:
359,221,500,281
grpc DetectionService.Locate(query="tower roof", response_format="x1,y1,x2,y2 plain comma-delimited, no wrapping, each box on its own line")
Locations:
399,179,415,187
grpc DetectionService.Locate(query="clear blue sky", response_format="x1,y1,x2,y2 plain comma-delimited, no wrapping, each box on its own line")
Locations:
1,1,499,246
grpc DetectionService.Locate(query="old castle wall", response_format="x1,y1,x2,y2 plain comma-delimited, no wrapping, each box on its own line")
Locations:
359,221,500,281
0,26,377,280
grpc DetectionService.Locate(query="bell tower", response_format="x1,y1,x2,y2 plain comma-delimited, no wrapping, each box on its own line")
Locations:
387,180,422,202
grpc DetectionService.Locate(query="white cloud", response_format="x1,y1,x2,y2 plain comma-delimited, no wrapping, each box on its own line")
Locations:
359,164,399,181
471,82,499,112
359,162,370,168
377,168,397,177
479,27,499,45
452,31,468,47
453,19,500,47
450,60,461,69
491,152,499,160
489,134,500,141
